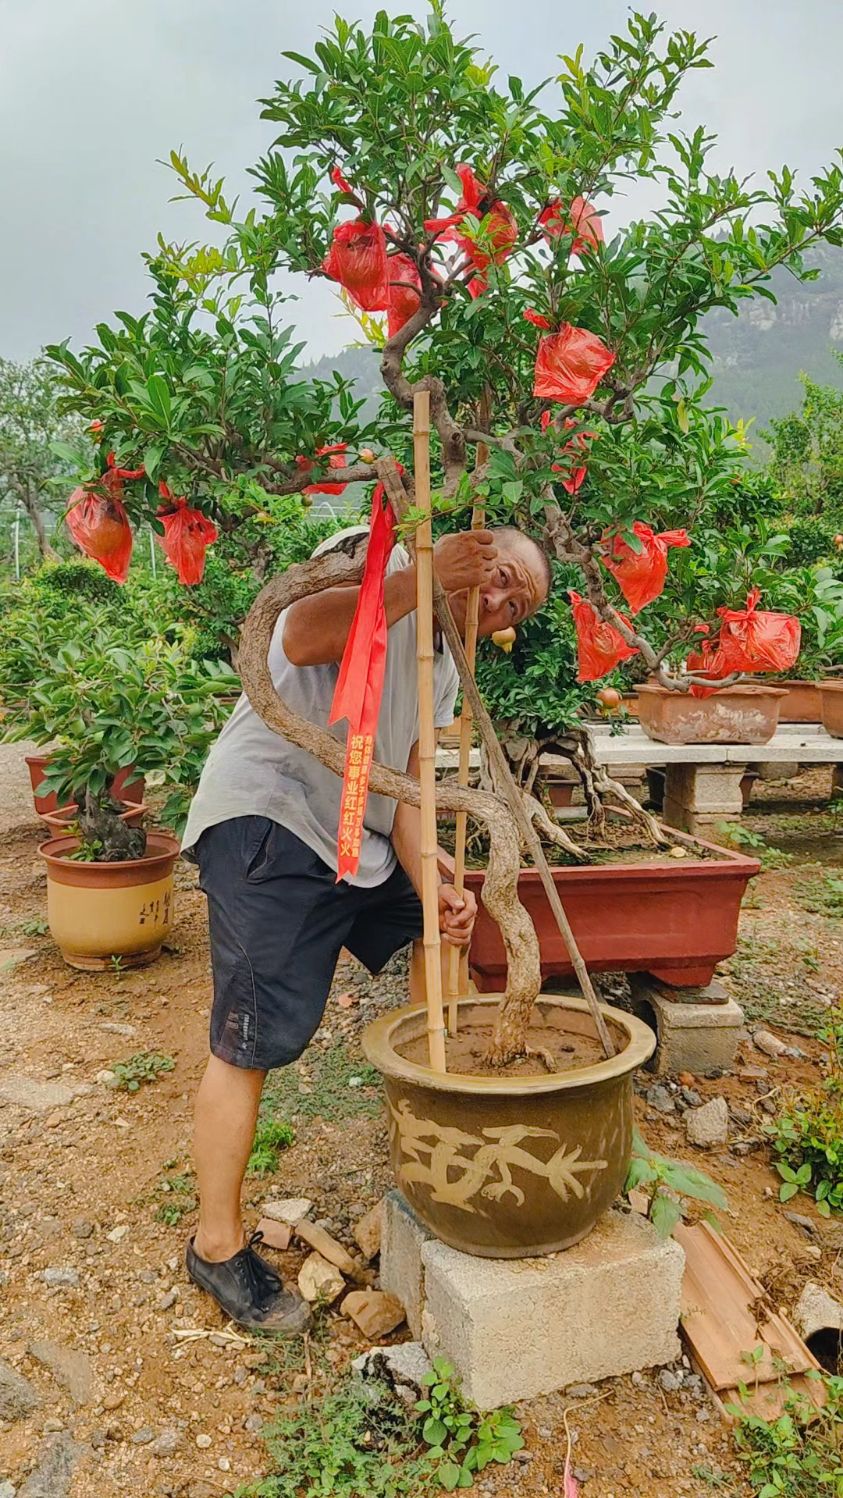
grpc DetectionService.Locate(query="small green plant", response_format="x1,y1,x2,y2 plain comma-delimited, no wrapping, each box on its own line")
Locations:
416,1357,524,1491
247,1117,296,1176
18,917,49,937
690,1463,733,1489
795,873,843,919
624,1129,728,1237
728,1372,843,1497
234,1374,432,1498
110,1051,175,1092
155,1171,197,1226
768,1007,843,1217
260,1042,382,1124
715,823,792,871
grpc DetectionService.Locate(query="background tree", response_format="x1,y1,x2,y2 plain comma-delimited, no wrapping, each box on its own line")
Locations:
0,356,77,562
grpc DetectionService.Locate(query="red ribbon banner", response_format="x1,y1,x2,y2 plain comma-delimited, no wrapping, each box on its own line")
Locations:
328,481,395,880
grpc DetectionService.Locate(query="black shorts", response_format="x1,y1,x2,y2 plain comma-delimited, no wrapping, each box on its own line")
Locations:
195,816,423,1071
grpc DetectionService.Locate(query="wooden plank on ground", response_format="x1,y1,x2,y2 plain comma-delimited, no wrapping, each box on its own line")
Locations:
675,1220,819,1393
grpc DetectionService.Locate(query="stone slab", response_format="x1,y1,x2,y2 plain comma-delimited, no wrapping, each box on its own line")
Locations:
381,1194,683,1410
0,1073,80,1113
636,989,745,1077
380,1189,433,1340
665,764,746,812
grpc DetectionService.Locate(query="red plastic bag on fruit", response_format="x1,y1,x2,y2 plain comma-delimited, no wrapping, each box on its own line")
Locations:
602,522,691,614
569,590,638,682
295,443,350,496
387,253,423,338
716,588,801,673
322,220,389,311
531,320,616,405
540,411,595,495
539,195,604,255
424,164,517,299
157,483,218,586
65,452,143,584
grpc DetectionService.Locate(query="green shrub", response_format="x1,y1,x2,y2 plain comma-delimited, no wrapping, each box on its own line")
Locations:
729,1373,843,1496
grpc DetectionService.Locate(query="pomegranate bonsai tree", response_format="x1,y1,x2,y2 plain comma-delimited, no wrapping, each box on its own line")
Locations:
47,7,843,1061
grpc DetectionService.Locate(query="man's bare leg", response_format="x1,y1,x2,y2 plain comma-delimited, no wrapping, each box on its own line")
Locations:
193,1054,264,1262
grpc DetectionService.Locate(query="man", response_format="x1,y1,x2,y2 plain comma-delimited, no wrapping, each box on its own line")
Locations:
181,523,551,1331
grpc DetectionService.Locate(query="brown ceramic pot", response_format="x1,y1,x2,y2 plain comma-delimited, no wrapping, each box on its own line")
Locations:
636,683,786,745
776,680,824,723
820,682,843,738
546,778,575,809
463,830,759,991
26,754,146,814
39,832,179,970
363,995,655,1258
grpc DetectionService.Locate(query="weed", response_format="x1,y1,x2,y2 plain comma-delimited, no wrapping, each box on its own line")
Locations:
233,1374,432,1497
417,1357,523,1490
715,822,792,871
729,1372,843,1496
690,1464,733,1489
261,1042,382,1124
247,1118,296,1176
155,1171,197,1226
624,1129,727,1237
109,954,126,976
795,872,843,919
18,917,49,937
110,1051,175,1092
768,1008,843,1217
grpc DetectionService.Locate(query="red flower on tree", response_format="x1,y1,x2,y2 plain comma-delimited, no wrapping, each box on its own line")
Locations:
540,410,596,495
424,163,517,298
539,195,604,254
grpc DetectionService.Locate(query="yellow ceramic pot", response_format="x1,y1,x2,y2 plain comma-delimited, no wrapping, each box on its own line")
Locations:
39,832,179,970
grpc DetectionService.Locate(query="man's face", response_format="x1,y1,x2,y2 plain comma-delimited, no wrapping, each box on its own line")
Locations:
449,533,548,638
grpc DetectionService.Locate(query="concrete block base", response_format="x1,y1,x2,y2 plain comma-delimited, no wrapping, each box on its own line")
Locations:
381,1192,684,1409
630,985,745,1076
663,763,745,836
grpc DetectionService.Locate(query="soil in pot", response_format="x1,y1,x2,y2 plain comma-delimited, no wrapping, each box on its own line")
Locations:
397,1013,609,1077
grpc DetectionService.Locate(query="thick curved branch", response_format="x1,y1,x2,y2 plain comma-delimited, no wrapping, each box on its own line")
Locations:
237,547,542,1053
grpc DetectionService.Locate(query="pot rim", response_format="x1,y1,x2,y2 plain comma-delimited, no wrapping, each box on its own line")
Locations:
636,682,787,699
38,830,180,870
362,994,655,1097
820,682,843,695
460,825,760,879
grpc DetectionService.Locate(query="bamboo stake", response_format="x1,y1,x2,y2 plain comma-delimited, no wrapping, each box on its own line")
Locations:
413,390,447,1072
445,435,487,1034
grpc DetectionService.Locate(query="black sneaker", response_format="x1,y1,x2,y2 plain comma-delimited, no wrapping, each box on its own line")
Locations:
186,1231,311,1334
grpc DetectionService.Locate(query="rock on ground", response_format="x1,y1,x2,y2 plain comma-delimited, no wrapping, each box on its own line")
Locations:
794,1282,843,1340
352,1341,432,1404
0,1357,40,1420
28,1340,94,1405
18,1433,79,1498
685,1096,729,1148
341,1289,406,1339
297,1251,346,1305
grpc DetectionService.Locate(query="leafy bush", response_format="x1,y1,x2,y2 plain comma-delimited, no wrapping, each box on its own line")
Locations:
109,1052,175,1092
769,1008,843,1217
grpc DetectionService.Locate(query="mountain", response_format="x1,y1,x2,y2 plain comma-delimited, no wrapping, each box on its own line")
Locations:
300,249,843,455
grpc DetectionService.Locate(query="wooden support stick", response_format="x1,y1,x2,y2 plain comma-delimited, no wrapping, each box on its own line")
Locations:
445,446,487,1034
413,390,447,1072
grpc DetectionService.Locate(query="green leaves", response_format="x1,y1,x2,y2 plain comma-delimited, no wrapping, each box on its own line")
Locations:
624,1128,728,1238
416,1356,524,1490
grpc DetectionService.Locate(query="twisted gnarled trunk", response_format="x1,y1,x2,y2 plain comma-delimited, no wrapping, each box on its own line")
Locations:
237,550,542,1061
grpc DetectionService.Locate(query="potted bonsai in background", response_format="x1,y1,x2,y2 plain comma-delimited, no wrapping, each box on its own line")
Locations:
45,8,843,1254
0,607,237,968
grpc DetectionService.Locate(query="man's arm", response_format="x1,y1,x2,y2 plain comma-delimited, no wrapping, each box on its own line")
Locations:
392,742,476,949
283,531,498,667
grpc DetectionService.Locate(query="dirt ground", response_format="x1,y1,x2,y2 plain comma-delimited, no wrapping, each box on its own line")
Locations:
1,748,841,1498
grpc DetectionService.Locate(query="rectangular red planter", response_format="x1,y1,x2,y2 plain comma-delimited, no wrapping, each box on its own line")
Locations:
463,832,759,991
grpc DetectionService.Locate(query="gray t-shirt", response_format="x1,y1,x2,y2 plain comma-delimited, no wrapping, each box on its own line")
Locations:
181,538,459,887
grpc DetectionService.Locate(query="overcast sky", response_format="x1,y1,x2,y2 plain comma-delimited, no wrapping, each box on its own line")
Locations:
2,0,842,365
